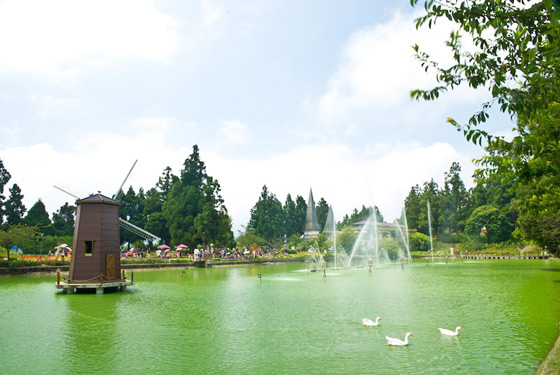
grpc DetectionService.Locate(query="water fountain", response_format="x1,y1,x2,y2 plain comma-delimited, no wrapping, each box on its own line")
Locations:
347,207,412,268
427,200,434,263
306,247,326,272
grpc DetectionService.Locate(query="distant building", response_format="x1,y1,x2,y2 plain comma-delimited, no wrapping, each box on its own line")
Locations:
303,188,321,239
352,220,406,238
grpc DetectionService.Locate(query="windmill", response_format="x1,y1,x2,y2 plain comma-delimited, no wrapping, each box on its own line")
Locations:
55,160,160,294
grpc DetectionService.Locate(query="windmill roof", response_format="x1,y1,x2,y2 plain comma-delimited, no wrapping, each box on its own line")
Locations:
78,193,120,205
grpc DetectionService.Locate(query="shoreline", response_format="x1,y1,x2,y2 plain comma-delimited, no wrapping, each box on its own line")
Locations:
0,257,304,275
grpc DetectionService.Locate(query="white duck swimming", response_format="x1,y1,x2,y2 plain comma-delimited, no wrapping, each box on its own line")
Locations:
385,332,413,346
362,317,382,327
438,326,463,336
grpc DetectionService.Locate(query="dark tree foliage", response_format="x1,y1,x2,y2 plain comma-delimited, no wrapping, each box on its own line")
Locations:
283,194,299,238
316,197,330,230
294,195,307,234
339,205,383,227
0,158,11,225
4,183,26,225
465,205,513,243
163,145,232,248
248,185,285,243
119,186,147,246
23,199,51,229
440,162,468,234
51,202,75,237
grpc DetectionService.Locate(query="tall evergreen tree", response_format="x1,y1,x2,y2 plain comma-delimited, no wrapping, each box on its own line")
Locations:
441,162,468,234
294,195,307,235
316,197,330,230
405,184,422,232
4,183,26,225
24,199,51,228
248,185,285,243
0,158,11,225
163,145,232,247
283,194,299,238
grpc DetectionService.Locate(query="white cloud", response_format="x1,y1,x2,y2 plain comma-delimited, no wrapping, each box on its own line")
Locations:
0,0,181,78
217,120,250,146
30,93,81,117
201,0,223,25
317,10,484,125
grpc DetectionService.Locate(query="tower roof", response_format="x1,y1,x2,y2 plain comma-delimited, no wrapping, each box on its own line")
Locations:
304,188,321,232
77,193,120,205
323,205,335,233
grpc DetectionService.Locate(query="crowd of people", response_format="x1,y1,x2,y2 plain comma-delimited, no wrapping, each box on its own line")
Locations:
121,246,286,261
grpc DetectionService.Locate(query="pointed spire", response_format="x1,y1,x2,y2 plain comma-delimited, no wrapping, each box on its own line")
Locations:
304,188,321,234
323,205,335,234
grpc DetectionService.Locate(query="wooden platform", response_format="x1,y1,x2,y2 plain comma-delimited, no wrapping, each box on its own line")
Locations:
56,279,133,294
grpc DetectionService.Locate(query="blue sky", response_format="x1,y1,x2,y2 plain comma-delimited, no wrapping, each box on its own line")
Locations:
0,0,513,234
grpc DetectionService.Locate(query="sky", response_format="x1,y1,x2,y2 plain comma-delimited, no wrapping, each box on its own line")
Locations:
0,0,514,235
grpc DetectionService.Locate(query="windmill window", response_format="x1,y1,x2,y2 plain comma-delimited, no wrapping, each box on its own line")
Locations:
85,241,94,256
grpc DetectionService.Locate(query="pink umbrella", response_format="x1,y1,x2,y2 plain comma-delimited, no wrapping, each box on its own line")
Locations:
176,244,188,249
157,244,170,250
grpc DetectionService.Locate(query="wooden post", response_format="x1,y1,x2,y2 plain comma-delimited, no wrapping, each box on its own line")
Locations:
57,271,60,286
131,271,134,283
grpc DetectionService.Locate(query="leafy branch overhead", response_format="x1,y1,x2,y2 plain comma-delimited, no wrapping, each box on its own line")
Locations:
410,0,560,145
411,0,560,252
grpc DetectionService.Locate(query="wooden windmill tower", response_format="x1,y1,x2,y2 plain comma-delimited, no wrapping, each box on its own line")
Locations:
55,160,160,294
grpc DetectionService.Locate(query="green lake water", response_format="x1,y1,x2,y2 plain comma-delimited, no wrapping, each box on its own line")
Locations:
1,259,560,374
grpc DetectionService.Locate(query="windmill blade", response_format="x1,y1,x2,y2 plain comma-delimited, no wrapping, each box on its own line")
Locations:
119,218,161,242
54,185,80,200
114,160,138,202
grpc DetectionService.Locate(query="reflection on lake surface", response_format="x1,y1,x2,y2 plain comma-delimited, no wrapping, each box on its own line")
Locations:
1,260,559,374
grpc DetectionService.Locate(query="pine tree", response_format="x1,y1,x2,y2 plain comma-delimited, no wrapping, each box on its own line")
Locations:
0,158,11,225
24,199,51,228
5,184,26,225
163,145,232,247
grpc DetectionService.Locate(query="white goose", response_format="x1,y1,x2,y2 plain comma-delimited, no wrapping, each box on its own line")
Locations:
438,326,463,336
385,332,413,346
362,317,382,327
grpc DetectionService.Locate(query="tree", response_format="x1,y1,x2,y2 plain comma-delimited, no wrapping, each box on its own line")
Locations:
236,228,267,248
0,158,11,225
294,195,307,234
4,184,26,225
247,185,285,243
0,224,39,262
144,212,169,244
119,186,146,246
23,199,51,229
440,162,468,234
283,194,299,238
405,184,422,232
316,197,330,230
51,202,75,236
465,205,513,244
163,145,232,247
409,232,431,251
411,0,560,251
